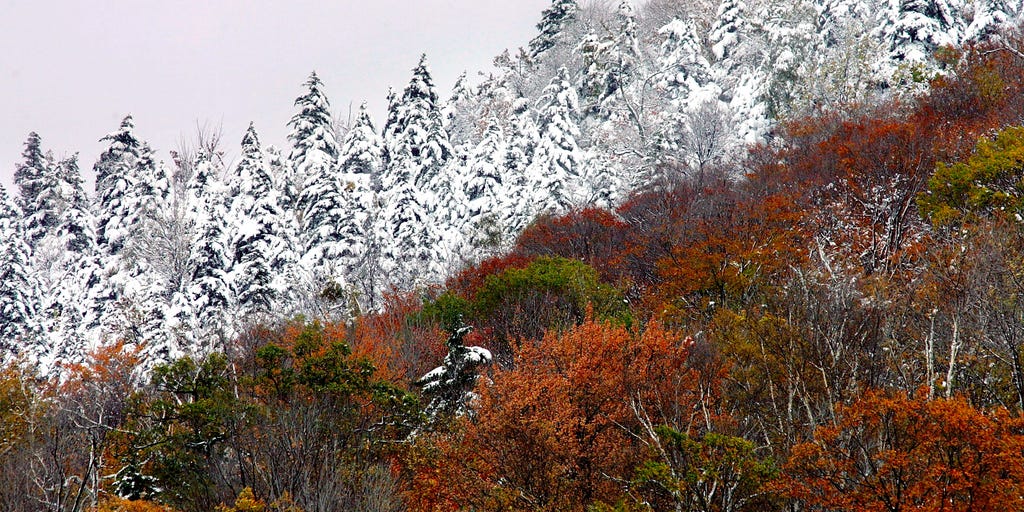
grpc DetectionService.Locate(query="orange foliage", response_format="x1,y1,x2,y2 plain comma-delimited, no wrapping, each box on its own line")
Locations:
406,316,724,510
98,496,179,512
777,390,1024,511
349,292,447,386
654,186,807,322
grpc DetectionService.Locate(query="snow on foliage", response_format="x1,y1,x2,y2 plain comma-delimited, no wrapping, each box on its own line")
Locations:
4,0,1018,374
417,325,493,423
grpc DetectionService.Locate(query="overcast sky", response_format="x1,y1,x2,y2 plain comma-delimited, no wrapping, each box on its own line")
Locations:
0,0,551,188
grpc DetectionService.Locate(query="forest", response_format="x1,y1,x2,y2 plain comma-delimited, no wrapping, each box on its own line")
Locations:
5,0,1024,510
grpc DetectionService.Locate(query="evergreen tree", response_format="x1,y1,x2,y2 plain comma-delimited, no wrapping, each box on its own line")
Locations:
577,1,641,116
443,71,477,147
417,325,492,423
0,185,40,362
709,0,747,62
226,123,284,319
94,116,142,255
299,156,353,288
503,96,538,235
963,0,1012,41
526,68,585,213
14,132,60,246
14,132,46,211
337,104,383,270
50,155,95,256
464,118,511,251
288,71,339,225
529,0,580,59
378,55,452,287
29,154,97,364
881,0,960,64
182,150,232,351
186,199,232,351
383,54,452,199
43,155,97,364
658,18,714,101
376,180,445,288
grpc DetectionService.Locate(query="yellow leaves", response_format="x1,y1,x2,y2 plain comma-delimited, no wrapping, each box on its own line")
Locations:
98,496,179,512
0,364,37,457
215,487,303,512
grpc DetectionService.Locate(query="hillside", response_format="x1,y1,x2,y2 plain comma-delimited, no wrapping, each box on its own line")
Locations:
4,0,1024,510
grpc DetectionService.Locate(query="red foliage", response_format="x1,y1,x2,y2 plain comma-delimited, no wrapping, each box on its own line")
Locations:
514,208,631,285
444,252,534,301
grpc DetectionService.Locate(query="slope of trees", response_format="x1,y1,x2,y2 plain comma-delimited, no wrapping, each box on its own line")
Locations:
7,1,1024,510
3,0,1021,372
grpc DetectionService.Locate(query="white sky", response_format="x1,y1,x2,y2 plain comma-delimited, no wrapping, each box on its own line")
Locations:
0,0,551,188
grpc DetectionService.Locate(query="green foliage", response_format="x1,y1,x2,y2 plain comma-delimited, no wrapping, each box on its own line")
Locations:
418,291,471,333
632,426,777,512
423,256,631,349
920,126,1024,227
139,353,242,508
473,256,628,323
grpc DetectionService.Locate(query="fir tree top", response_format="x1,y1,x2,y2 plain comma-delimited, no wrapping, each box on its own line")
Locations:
287,71,338,162
529,0,579,59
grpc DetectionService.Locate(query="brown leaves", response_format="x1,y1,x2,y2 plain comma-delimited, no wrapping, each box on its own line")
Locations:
777,390,1024,511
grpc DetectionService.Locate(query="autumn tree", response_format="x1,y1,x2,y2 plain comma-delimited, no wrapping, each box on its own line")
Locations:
779,390,1024,511
406,316,744,511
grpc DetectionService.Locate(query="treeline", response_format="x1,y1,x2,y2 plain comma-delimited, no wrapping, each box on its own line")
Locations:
4,0,1019,373
6,33,1024,511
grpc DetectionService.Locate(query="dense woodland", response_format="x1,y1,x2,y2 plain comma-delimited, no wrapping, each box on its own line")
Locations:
6,0,1024,510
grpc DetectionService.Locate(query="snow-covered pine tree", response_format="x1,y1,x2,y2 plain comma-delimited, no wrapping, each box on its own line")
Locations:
383,55,453,202
226,123,285,320
123,143,172,262
709,0,748,63
464,118,511,253
526,67,586,214
963,0,1013,41
185,197,232,352
0,184,40,363
378,56,451,287
340,103,384,196
578,33,617,117
657,17,715,104
758,0,823,118
416,324,492,423
443,72,478,148
109,142,175,362
580,1,642,116
49,155,95,257
337,104,384,295
40,155,97,365
299,147,354,296
14,132,46,211
529,0,580,59
180,149,232,352
94,116,142,256
88,116,168,349
376,179,443,288
503,96,539,234
288,71,339,228
23,153,92,359
14,132,61,246
880,0,961,65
